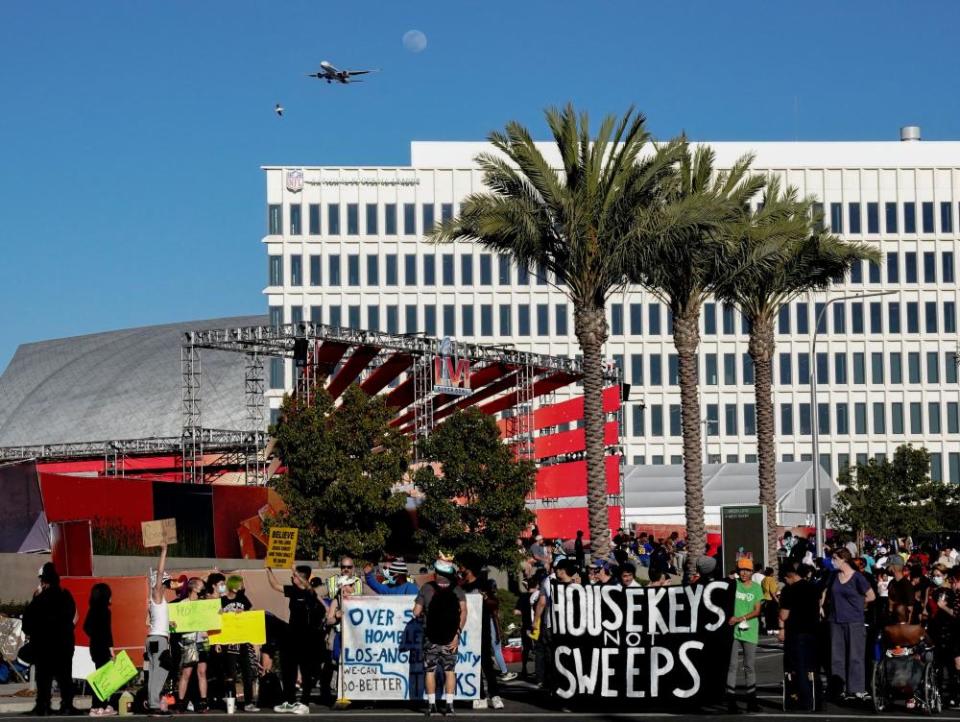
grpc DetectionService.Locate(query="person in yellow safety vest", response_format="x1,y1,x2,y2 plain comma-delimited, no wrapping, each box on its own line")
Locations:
326,556,363,599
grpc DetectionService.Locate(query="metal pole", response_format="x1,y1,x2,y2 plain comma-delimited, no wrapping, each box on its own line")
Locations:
810,290,895,556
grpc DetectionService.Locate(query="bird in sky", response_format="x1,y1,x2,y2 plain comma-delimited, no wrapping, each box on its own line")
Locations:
275,103,284,118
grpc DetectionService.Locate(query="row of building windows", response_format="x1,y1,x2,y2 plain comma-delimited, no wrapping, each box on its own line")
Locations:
268,202,455,237
850,251,957,285
629,400,960,440
268,201,960,238
777,298,958,336
268,250,957,294
819,201,960,236
627,450,960,483
620,350,960,388
268,253,552,289
269,302,570,338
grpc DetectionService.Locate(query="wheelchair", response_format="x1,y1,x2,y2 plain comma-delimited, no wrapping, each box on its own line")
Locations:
871,624,942,714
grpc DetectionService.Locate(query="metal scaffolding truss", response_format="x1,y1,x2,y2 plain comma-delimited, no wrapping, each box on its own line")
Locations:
188,322,585,376
244,352,266,485
181,339,203,483
411,357,434,459
513,357,536,460
0,429,266,463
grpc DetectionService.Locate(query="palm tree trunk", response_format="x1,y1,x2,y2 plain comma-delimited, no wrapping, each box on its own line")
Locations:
672,307,705,573
749,315,778,571
575,304,611,560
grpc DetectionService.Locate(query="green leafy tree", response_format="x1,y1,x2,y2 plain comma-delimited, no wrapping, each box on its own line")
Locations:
413,408,535,570
268,383,410,560
715,177,880,568
828,445,959,544
433,104,679,557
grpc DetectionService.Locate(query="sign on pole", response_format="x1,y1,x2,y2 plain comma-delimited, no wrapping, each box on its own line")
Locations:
720,504,767,576
341,595,482,700
265,527,299,569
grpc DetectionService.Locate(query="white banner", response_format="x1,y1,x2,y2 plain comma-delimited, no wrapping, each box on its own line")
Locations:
341,594,482,700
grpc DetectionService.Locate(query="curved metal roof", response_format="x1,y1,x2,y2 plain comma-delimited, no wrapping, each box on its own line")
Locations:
0,315,267,446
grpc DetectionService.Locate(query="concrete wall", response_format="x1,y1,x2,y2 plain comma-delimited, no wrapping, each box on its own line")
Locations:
0,553,507,604
0,553,333,603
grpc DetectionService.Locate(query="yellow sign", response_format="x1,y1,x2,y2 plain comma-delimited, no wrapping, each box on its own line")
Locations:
265,527,298,569
168,599,222,633
87,651,138,701
209,610,266,645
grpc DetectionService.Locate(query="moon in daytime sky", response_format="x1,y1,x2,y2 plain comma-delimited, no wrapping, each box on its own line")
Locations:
403,30,427,53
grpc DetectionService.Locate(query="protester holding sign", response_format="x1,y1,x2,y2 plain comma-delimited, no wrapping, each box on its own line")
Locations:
174,579,211,714
84,583,115,716
266,565,317,714
22,562,77,717
413,557,468,716
726,557,762,713
145,544,171,715
220,575,258,712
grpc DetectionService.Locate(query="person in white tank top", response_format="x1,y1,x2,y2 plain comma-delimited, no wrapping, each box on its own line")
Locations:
145,544,171,713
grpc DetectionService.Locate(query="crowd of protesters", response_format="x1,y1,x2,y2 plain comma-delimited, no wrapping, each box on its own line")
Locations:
22,527,960,716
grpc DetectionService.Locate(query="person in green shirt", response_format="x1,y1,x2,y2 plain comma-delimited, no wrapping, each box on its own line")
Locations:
727,556,763,712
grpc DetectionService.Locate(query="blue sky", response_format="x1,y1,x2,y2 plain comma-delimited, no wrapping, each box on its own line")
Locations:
2,1,959,371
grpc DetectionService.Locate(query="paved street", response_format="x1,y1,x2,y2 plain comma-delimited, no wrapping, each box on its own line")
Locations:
3,645,959,720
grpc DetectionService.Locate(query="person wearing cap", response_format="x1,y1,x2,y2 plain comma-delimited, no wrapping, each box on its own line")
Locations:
326,556,363,599
726,556,763,713
22,562,77,716
412,557,468,716
363,559,419,596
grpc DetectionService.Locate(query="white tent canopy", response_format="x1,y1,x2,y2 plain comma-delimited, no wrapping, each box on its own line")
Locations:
623,461,838,528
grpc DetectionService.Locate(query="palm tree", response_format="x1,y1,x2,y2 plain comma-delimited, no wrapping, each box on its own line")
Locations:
432,104,678,558
716,176,880,569
631,143,766,570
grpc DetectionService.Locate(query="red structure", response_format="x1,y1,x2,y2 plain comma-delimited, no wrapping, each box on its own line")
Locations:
1,323,624,550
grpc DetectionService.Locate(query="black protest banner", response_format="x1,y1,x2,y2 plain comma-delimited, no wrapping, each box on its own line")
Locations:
549,581,735,705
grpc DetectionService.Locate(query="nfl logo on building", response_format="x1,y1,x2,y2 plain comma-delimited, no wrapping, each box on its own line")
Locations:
285,169,303,193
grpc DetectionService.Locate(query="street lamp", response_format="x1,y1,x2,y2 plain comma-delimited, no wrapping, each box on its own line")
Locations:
810,289,896,556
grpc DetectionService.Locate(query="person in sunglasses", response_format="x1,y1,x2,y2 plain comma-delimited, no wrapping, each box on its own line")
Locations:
326,557,363,599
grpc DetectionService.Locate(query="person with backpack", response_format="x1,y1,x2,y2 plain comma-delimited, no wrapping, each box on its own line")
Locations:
84,583,115,716
412,557,468,716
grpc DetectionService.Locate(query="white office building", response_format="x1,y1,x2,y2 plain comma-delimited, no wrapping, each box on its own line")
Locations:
262,130,960,483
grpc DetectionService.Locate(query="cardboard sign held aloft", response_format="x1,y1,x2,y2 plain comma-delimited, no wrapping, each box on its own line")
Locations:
168,599,222,633
265,527,298,569
87,650,138,701
209,610,267,645
141,518,177,548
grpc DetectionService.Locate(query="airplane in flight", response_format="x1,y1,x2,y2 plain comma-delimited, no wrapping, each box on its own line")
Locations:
307,60,378,84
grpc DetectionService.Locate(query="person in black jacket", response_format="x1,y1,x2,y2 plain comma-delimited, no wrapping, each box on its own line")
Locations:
23,562,77,715
83,583,115,715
